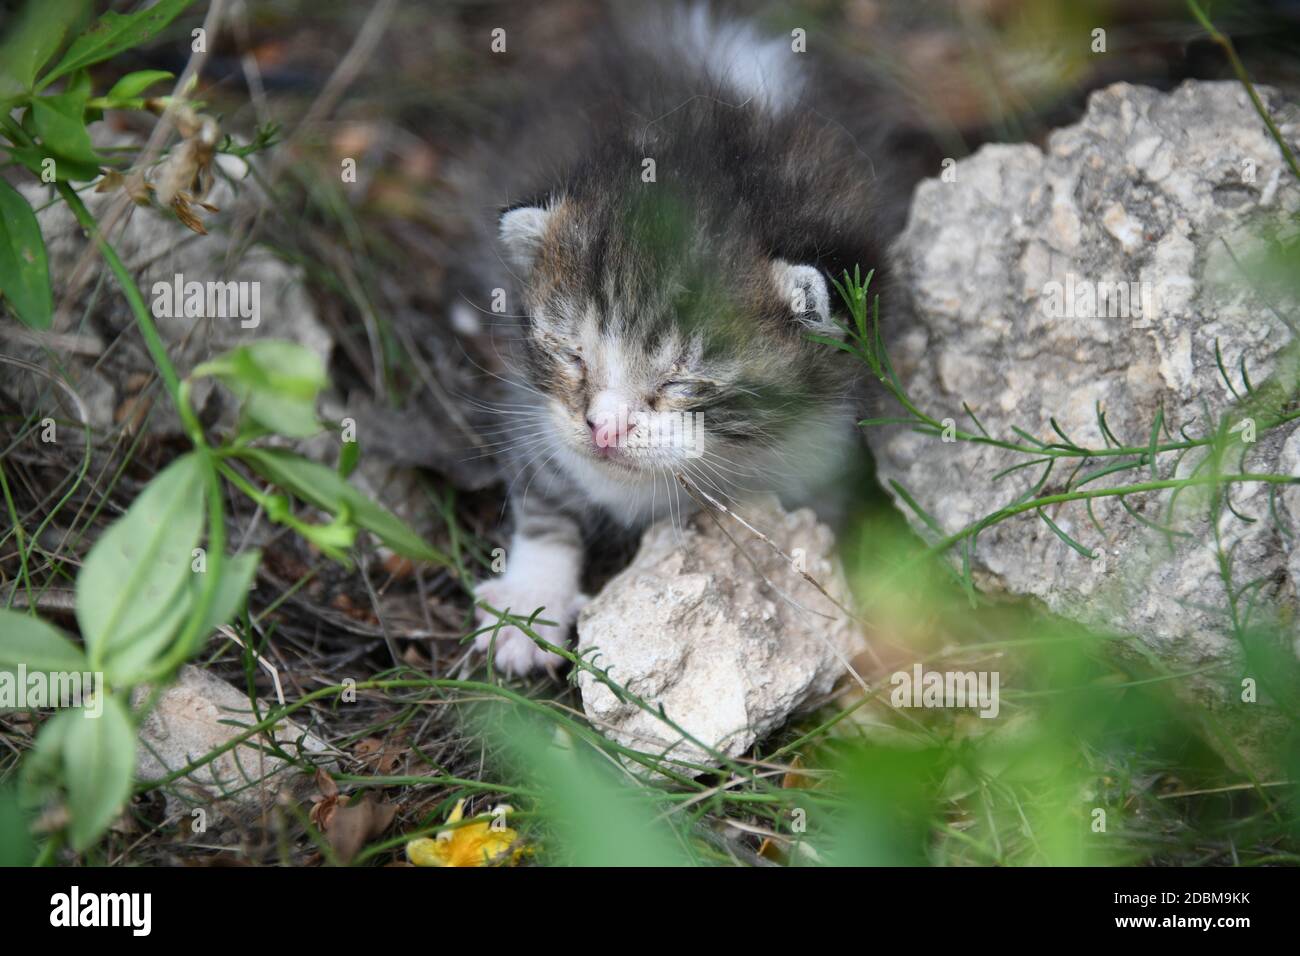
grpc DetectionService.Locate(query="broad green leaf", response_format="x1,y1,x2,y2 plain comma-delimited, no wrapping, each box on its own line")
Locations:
194,549,260,634
31,90,102,168
63,694,134,851
172,549,260,664
100,594,190,687
242,396,321,440
19,708,77,806
105,69,173,101
0,0,90,100
66,68,101,123
194,340,326,438
104,549,261,684
0,610,87,671
3,142,99,183
0,179,53,329
64,67,92,99
76,453,206,670
240,448,448,564
39,0,194,89
0,786,35,866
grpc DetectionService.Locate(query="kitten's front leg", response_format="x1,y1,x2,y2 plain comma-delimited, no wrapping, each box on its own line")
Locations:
473,509,587,676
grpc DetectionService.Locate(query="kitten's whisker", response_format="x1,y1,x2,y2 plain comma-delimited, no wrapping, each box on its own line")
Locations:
471,421,550,441
504,435,564,505
452,336,551,404
518,446,568,513
682,459,735,504
466,433,556,459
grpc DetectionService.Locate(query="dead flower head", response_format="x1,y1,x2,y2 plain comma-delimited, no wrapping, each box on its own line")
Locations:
150,101,221,233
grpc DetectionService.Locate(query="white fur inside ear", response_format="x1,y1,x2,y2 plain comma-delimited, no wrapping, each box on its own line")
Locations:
499,205,552,272
772,260,833,333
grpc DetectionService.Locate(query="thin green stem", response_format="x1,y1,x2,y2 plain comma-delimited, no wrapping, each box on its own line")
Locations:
926,473,1296,557
1187,0,1300,183
56,185,189,419
0,461,34,610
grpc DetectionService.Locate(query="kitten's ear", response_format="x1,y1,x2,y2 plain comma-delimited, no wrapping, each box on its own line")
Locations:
499,203,554,273
771,260,835,335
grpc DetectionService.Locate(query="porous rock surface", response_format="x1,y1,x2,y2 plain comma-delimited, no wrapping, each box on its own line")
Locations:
577,495,865,772
874,81,1300,771
134,665,331,821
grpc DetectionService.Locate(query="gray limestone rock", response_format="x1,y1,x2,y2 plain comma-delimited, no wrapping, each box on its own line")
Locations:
873,80,1300,772
577,495,866,773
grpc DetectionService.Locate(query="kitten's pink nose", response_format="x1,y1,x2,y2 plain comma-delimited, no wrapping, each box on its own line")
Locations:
587,414,621,449
586,390,634,452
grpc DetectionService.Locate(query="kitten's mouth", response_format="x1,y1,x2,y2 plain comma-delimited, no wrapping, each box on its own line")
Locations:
584,442,642,472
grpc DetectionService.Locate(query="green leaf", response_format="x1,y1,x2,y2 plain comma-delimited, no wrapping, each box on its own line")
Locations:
7,142,101,183
2,141,63,183
1037,508,1097,559
0,610,87,671
107,549,261,684
0,179,54,329
295,511,358,563
0,0,91,100
174,549,260,662
76,453,206,671
62,694,135,851
100,594,190,687
963,401,991,438
19,708,77,807
64,68,92,99
338,439,360,479
30,90,102,168
1148,407,1164,480
195,341,326,438
38,0,194,90
494,714,694,866
240,448,448,564
888,479,945,538
105,69,173,101
67,68,102,123
0,786,35,866
194,549,260,637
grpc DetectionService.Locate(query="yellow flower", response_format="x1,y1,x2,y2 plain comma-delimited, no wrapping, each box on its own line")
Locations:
406,800,526,867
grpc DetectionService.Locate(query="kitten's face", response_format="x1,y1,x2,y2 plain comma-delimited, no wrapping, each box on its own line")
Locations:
499,197,850,487
525,298,729,478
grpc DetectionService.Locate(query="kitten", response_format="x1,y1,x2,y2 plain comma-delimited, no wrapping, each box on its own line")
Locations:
459,4,895,675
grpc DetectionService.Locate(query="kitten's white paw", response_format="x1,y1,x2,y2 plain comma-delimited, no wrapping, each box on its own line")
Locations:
474,573,587,677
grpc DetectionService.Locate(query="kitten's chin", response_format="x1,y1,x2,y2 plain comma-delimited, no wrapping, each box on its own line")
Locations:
581,445,644,475
560,441,653,483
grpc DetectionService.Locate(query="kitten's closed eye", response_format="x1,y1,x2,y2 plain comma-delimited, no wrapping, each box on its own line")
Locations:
659,379,715,402
545,345,584,378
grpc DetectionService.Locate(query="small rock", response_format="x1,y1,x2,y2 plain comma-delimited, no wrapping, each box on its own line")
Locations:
576,495,866,774
134,665,332,822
